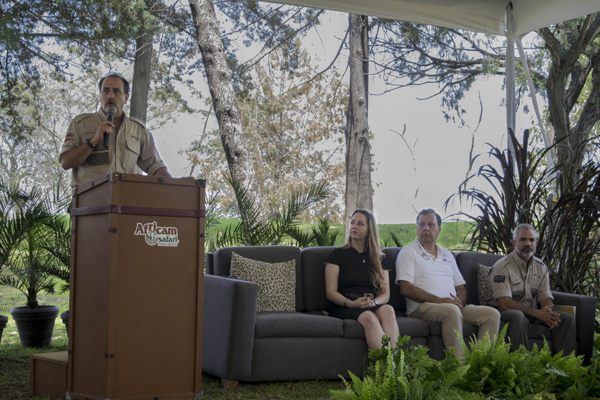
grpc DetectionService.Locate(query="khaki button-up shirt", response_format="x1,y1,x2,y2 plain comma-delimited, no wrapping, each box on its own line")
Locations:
59,110,166,187
489,251,553,309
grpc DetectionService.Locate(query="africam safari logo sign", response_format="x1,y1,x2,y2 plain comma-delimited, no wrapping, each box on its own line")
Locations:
134,221,180,247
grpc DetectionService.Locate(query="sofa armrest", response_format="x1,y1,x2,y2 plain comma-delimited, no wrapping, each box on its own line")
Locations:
202,274,259,381
551,290,596,364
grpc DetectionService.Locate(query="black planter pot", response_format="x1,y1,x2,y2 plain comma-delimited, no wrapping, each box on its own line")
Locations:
10,305,59,348
61,310,69,338
0,315,8,344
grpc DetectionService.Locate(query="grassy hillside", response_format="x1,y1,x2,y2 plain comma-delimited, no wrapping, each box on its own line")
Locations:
208,219,475,251
377,221,474,251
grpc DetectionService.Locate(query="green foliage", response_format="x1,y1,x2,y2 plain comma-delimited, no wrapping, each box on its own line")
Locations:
205,176,332,251
41,214,72,293
333,329,599,400
381,230,404,248
206,220,473,251
0,186,51,273
0,185,70,308
445,128,552,254
216,2,323,92
310,217,340,246
536,152,600,298
379,222,473,251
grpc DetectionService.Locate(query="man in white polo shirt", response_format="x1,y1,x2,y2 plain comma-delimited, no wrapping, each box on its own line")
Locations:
395,208,500,359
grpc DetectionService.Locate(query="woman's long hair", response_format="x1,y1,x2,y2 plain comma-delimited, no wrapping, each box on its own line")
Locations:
342,209,385,293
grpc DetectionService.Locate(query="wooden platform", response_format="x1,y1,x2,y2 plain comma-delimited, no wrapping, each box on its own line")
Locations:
31,351,68,400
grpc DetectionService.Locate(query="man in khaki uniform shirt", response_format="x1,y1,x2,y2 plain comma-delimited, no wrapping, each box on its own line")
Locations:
489,223,575,354
60,72,170,187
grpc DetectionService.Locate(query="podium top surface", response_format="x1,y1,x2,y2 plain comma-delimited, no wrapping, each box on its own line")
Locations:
71,173,205,216
74,173,205,195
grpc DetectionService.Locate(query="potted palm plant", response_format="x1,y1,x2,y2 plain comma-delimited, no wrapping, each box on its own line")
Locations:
0,185,59,347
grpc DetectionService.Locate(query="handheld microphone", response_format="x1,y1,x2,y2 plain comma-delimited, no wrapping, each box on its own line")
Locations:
104,106,116,148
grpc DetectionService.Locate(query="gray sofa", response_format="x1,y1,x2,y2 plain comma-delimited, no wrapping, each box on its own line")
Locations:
202,246,596,387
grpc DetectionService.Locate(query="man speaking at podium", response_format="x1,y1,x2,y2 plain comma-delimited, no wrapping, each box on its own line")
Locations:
60,72,171,187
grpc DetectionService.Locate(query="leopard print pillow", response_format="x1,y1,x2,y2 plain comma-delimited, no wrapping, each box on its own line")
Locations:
230,252,296,312
477,264,493,305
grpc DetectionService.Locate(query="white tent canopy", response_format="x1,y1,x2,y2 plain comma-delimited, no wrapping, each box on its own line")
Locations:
267,0,600,36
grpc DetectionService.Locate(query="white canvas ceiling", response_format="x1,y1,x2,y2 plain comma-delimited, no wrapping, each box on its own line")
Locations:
266,0,600,36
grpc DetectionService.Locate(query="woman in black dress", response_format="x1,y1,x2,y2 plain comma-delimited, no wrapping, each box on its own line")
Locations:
325,209,399,349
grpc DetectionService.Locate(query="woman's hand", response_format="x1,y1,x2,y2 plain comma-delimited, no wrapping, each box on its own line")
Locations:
350,297,374,308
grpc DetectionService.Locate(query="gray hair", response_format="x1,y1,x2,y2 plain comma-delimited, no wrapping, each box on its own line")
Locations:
512,223,537,241
417,208,442,227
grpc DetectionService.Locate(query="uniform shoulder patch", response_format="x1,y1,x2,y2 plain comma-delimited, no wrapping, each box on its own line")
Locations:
493,275,506,283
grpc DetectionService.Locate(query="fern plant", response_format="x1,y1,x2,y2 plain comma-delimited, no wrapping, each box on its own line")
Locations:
332,329,599,400
332,336,480,400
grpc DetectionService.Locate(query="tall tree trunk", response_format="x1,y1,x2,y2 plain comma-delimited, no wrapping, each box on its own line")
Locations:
130,33,153,122
188,0,264,223
344,14,373,234
129,0,158,123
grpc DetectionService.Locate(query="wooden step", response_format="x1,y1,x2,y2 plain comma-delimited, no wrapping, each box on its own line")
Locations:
31,351,68,400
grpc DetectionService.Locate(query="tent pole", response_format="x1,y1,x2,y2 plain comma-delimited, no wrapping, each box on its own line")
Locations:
505,4,516,160
516,36,556,170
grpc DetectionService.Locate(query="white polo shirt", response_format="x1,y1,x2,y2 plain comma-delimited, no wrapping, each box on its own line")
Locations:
395,239,465,315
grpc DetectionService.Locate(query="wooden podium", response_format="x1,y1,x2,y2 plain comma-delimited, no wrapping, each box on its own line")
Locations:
67,173,205,400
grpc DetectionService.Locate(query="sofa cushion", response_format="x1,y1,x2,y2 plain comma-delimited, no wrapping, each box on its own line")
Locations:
382,248,405,312
342,316,430,340
301,246,336,312
477,264,493,305
455,251,503,305
254,312,344,338
231,252,296,312
396,316,431,338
